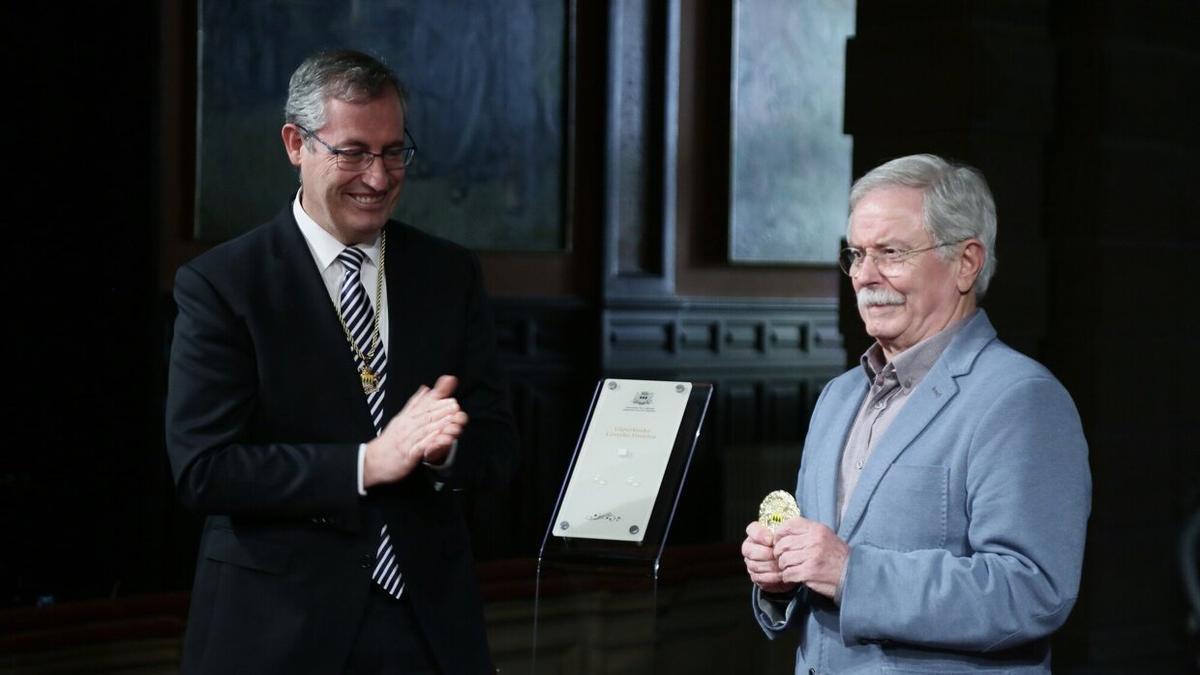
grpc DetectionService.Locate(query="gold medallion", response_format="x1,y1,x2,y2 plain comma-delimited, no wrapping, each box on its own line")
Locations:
758,490,800,531
359,365,379,395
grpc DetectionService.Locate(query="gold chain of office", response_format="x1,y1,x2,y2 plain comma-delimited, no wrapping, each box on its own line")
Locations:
336,231,386,395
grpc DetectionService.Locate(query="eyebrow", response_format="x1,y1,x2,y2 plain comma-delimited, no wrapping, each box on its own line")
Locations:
327,137,406,151
848,237,915,250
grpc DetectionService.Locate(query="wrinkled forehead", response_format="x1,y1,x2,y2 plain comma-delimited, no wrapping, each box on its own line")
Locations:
847,187,928,247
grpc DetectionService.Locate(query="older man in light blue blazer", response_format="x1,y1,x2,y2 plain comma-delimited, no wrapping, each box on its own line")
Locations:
743,154,1090,674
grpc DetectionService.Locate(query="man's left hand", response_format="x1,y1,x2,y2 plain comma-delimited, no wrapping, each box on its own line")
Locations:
772,517,850,600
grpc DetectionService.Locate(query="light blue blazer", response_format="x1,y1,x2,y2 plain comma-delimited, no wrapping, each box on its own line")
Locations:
754,311,1090,674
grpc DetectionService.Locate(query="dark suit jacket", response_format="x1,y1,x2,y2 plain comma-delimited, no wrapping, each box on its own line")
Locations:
166,207,518,674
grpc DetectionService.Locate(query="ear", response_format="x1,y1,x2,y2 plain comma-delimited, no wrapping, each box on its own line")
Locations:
281,124,305,168
956,239,985,294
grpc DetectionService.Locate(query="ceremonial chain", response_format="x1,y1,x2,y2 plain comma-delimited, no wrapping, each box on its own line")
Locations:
337,231,386,394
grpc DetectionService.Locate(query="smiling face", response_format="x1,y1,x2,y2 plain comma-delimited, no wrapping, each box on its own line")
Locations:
848,186,981,360
282,92,407,245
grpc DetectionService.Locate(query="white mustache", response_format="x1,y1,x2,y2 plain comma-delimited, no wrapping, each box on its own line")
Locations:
857,288,905,308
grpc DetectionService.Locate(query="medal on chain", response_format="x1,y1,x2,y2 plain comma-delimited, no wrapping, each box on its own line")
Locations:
336,232,387,395
358,365,380,395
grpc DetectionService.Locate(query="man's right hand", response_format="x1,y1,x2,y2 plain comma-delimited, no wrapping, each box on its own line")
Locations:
743,521,799,595
363,375,469,488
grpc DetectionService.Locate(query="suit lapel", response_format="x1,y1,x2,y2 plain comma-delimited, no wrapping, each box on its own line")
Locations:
268,211,376,436
836,368,958,539
834,311,996,540
382,222,417,421
813,381,865,530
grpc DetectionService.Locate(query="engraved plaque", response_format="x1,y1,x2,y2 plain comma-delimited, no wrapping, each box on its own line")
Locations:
553,379,692,542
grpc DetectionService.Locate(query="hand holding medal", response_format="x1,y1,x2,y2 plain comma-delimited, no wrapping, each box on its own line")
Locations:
743,490,800,594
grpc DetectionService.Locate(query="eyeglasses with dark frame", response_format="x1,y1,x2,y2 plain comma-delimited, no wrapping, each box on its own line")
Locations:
838,241,964,277
295,123,418,172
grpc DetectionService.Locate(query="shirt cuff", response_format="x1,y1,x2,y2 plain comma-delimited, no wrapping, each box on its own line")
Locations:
356,443,368,496
358,440,458,497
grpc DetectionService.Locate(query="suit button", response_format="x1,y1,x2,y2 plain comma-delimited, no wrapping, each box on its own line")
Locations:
360,554,373,569
808,669,817,675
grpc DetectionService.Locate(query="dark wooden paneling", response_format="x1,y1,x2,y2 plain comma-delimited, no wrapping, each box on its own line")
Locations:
603,0,679,299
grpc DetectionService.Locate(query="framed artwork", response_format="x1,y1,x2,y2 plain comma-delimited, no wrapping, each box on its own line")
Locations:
728,0,855,264
195,0,570,251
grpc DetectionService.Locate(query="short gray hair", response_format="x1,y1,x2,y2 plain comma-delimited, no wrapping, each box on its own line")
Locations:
284,49,407,132
848,154,998,297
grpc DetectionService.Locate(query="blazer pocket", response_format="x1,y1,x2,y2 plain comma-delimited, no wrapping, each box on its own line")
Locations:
864,464,948,551
204,527,291,575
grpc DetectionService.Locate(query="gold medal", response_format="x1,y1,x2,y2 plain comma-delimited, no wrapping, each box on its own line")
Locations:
359,365,379,395
758,490,800,530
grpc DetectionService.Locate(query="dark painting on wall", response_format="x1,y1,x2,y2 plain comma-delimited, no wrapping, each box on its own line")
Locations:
196,0,569,251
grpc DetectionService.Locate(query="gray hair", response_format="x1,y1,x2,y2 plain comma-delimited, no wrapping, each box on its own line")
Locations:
284,49,407,132
848,154,998,297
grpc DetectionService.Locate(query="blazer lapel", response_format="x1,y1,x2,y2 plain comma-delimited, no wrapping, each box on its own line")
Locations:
835,311,997,540
382,222,418,421
812,380,866,530
836,369,958,539
268,211,376,436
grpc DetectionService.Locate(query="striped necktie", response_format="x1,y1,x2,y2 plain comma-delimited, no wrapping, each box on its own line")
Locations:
337,246,404,598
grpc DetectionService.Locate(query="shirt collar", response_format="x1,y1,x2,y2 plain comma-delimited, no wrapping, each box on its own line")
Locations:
859,310,977,391
291,189,381,272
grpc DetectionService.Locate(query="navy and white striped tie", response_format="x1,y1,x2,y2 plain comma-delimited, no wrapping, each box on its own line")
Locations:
337,246,403,598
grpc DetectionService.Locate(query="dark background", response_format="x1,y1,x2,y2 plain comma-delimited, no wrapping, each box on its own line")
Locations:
4,1,1197,672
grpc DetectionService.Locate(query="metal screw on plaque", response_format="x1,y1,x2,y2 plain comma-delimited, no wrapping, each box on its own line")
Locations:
608,381,618,390
675,384,685,393
629,525,639,535
560,521,569,530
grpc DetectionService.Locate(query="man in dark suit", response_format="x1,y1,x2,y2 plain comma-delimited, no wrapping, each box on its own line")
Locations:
166,49,518,674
